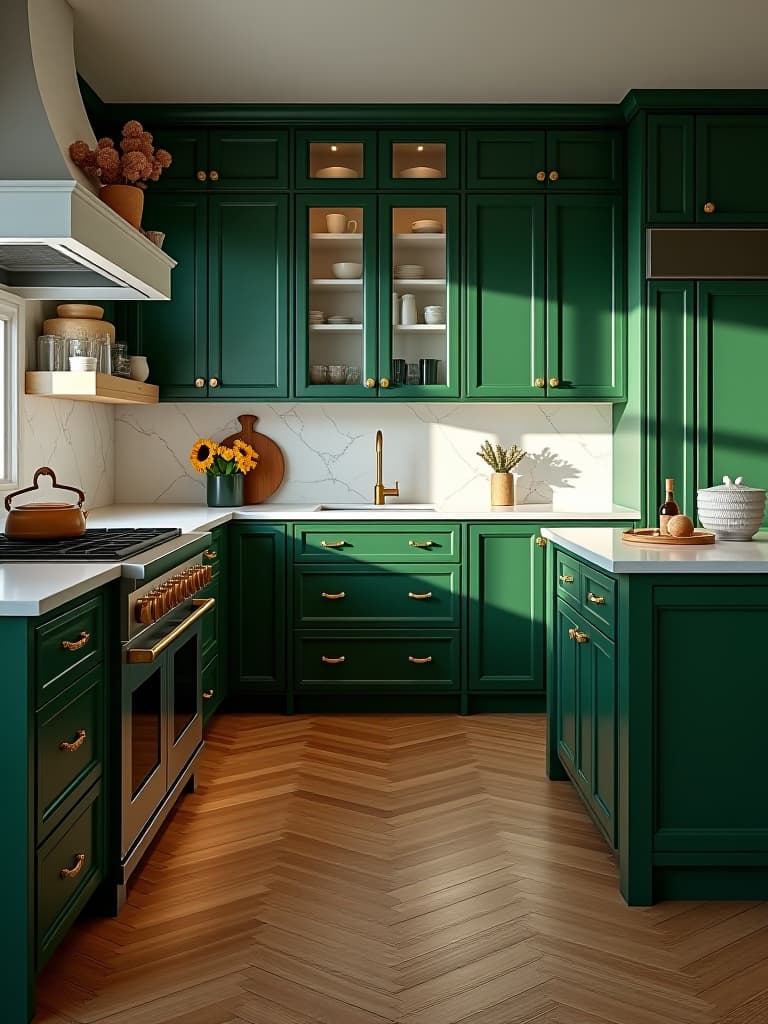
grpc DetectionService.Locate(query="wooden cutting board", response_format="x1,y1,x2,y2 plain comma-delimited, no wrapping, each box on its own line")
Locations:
219,414,285,504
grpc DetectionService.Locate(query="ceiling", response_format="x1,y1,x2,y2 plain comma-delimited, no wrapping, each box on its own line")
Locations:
69,0,768,105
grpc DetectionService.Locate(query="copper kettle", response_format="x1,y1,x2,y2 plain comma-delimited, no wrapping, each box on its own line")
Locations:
4,467,87,540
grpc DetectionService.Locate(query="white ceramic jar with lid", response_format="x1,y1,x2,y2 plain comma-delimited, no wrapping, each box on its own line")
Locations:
697,476,767,540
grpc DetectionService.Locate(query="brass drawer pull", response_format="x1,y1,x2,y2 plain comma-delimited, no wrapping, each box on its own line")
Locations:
59,729,87,753
568,628,590,644
408,655,433,664
60,853,86,879
408,540,434,548
408,592,432,600
559,574,574,584
321,540,347,548
586,592,606,605
61,631,90,652
321,591,346,600
202,689,215,700
321,655,346,664
203,549,217,561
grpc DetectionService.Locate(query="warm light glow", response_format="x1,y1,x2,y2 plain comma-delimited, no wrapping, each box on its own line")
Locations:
331,145,338,152
417,145,424,152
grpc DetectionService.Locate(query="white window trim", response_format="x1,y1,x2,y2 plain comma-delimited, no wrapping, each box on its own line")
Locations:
0,292,20,489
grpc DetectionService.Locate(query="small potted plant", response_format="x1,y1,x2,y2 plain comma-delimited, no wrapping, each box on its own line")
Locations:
69,121,172,229
477,440,526,507
190,437,259,507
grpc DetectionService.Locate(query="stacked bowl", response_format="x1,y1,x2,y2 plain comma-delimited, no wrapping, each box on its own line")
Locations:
697,476,767,541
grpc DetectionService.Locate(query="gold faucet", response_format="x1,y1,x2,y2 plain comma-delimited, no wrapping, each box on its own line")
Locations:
374,430,399,505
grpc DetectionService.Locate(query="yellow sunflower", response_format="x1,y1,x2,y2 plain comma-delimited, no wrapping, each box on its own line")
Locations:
235,443,259,474
216,445,236,462
190,438,215,473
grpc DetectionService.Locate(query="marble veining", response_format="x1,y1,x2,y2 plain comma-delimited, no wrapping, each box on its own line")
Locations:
114,402,612,508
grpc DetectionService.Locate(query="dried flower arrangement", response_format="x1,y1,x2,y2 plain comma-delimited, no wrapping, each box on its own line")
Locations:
69,121,172,188
477,440,527,474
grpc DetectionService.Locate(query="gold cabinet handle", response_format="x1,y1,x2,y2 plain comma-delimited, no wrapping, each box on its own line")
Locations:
203,549,217,560
59,729,87,753
60,853,85,879
365,377,377,388
587,592,606,605
408,655,433,664
202,689,215,699
534,377,546,389
549,377,560,388
380,377,390,388
321,655,346,664
536,170,546,182
195,378,205,388
549,170,560,182
568,628,590,644
196,170,207,182
408,540,434,548
61,631,90,652
321,591,346,600
536,537,547,547
209,170,220,182
209,377,219,388
558,574,574,584
320,540,347,548
703,202,716,214
408,592,432,600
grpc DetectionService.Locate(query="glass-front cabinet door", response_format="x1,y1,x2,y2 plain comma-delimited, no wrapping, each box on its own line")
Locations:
378,195,459,398
295,131,376,189
296,195,378,398
379,131,459,189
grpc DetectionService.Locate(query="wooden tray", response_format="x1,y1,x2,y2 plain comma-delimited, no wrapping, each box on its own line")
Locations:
219,414,285,504
622,528,715,546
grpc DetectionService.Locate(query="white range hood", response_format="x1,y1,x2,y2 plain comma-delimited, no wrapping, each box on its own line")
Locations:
0,0,174,300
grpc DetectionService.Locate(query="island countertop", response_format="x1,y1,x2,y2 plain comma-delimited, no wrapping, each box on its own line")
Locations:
541,526,768,573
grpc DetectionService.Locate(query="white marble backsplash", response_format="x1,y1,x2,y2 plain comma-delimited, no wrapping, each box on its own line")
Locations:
114,402,612,509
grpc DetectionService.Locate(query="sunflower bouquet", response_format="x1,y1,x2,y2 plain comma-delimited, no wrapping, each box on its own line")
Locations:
190,437,259,476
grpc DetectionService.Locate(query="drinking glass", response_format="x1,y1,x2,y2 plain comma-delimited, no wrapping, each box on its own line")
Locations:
327,364,348,385
37,335,59,371
309,364,328,384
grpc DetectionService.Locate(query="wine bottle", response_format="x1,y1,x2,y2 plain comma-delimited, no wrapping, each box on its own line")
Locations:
659,477,680,535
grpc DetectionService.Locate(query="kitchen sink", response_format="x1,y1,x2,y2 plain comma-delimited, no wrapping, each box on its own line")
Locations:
313,503,438,512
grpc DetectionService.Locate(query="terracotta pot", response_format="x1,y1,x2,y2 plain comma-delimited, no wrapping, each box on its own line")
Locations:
99,184,144,229
490,472,514,507
4,467,87,539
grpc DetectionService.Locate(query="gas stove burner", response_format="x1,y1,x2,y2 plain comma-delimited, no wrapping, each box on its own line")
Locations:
0,527,182,562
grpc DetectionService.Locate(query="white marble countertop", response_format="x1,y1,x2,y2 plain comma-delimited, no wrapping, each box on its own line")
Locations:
0,563,123,617
542,527,768,573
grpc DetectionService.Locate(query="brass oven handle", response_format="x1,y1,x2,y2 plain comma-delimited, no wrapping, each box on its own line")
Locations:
408,592,432,600
587,592,606,605
203,549,217,561
60,853,85,879
61,631,90,652
321,655,346,664
408,540,434,548
202,689,215,700
126,598,216,664
321,540,347,548
408,655,433,664
59,729,87,753
559,574,574,584
321,591,346,600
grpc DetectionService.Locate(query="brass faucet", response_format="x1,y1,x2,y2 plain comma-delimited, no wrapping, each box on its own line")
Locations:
374,430,399,505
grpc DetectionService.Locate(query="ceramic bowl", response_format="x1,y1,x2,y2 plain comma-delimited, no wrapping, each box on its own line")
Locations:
697,476,766,540
332,262,362,279
399,166,442,178
315,166,359,178
423,305,445,325
411,219,443,233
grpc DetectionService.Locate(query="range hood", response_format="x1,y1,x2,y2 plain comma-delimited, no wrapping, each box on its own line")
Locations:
0,0,174,300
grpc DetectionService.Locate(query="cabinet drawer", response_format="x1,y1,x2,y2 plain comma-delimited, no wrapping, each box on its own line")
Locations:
555,552,580,606
293,523,460,563
294,566,460,627
37,666,103,840
37,782,102,968
579,564,616,639
296,632,459,690
200,525,227,577
35,595,104,707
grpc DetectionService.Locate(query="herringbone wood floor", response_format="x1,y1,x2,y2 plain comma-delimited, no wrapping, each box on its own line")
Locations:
34,715,768,1024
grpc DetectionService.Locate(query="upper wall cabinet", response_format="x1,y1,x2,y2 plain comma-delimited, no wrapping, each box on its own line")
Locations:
378,130,460,189
647,114,768,224
295,131,377,189
467,130,623,191
148,128,289,189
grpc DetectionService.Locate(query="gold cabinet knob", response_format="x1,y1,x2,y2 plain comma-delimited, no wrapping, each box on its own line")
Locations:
209,170,220,182
365,377,376,388
196,170,207,182
703,201,716,214
536,170,546,182
549,170,560,182
202,689,215,699
380,377,390,388
573,629,589,644
535,536,547,547
558,574,574,584
209,377,219,388
549,377,560,388
195,377,205,388
534,377,546,389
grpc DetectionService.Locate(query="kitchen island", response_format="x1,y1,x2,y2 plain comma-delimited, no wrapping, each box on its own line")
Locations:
542,526,768,905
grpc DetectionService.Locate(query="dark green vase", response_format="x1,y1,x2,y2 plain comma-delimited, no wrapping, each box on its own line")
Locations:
206,473,244,507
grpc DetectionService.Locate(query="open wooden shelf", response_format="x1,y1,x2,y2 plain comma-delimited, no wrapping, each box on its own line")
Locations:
25,372,159,405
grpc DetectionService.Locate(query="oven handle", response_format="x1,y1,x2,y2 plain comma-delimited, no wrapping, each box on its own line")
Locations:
126,598,215,664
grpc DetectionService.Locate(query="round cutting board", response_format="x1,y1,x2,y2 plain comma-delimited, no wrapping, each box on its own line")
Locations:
219,415,285,504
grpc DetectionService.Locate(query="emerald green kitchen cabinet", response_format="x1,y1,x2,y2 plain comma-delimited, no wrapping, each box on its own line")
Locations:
379,130,460,189
647,114,695,223
148,127,289,189
199,526,228,723
137,191,289,400
467,526,545,692
230,523,286,694
295,130,377,189
467,129,622,190
466,194,625,400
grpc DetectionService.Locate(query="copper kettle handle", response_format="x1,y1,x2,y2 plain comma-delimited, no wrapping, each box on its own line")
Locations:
4,466,86,512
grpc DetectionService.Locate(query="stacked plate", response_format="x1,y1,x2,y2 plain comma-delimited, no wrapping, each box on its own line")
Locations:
394,264,425,279
327,315,354,325
697,475,767,541
309,310,324,325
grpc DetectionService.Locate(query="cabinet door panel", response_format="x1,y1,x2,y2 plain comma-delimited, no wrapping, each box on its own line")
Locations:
546,194,624,400
581,627,616,843
209,130,288,188
137,193,208,398
149,128,208,190
546,130,623,191
555,600,579,773
466,195,545,398
208,195,289,398
467,131,546,189
468,526,544,691
696,115,768,223
230,525,286,693
647,115,694,223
